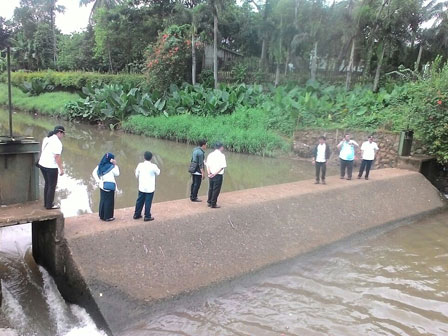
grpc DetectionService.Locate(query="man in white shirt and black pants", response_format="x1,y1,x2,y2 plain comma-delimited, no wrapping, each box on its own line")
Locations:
312,136,331,184
206,142,227,209
358,135,379,180
133,151,160,221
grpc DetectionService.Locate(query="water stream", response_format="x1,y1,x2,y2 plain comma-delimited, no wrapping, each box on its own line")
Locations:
1,110,447,336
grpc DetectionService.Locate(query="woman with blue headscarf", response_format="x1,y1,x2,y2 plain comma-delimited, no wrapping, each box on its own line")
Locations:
92,153,120,222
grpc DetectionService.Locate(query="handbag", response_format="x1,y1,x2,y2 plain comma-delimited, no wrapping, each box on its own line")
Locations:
103,181,116,191
188,161,198,174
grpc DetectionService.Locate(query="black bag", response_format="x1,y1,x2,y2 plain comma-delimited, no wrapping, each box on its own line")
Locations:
188,161,198,174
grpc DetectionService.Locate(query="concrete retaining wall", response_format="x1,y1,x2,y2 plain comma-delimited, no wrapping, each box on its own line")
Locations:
52,169,444,335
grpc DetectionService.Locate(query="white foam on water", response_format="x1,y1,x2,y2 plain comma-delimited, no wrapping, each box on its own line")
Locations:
1,280,32,335
39,266,107,336
40,266,74,335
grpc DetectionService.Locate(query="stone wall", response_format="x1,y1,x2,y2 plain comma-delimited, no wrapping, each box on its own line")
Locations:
294,129,400,168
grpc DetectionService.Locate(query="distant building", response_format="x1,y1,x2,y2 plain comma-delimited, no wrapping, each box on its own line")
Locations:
203,45,243,70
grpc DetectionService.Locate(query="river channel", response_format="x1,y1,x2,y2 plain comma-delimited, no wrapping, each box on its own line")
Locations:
1,110,447,336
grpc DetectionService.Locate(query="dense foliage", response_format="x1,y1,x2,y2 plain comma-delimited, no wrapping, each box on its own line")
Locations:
145,25,194,92
0,71,145,90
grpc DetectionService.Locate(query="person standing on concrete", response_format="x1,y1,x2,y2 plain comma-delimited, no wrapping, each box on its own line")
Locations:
206,142,227,209
38,125,65,210
312,136,331,184
189,140,207,202
337,134,359,180
133,151,160,221
92,153,119,222
358,135,379,180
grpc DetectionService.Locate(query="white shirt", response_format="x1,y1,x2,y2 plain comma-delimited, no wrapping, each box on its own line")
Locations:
206,150,227,175
135,161,160,193
361,141,379,160
338,140,358,161
38,135,62,169
92,165,120,191
316,144,327,163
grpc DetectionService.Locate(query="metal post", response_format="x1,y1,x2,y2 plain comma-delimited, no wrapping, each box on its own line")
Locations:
7,46,13,139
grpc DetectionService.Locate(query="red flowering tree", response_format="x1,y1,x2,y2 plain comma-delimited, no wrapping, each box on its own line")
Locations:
145,24,194,93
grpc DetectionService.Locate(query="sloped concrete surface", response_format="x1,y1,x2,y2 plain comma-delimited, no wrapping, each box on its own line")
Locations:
62,168,445,334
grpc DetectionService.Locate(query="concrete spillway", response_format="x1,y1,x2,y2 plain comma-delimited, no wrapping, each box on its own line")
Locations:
41,169,445,335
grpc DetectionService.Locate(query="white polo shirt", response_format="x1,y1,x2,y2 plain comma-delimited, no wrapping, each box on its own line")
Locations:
316,144,327,163
361,141,379,160
206,150,227,175
135,161,160,193
38,135,62,169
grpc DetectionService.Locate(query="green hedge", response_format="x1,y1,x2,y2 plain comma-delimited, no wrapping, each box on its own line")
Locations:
0,71,145,91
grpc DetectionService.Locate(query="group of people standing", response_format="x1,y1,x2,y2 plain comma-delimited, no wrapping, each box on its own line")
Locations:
38,126,379,221
312,133,379,184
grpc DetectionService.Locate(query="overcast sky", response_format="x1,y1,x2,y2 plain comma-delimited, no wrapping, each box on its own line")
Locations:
1,0,93,34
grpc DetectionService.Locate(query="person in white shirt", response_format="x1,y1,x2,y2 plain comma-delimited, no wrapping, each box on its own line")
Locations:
337,133,359,180
133,151,160,221
92,152,120,222
312,136,331,184
38,125,65,209
358,135,379,180
206,142,227,209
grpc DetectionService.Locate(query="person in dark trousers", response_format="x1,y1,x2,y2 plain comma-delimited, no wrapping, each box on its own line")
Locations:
358,135,379,180
92,153,119,222
206,142,227,209
312,136,331,184
337,134,359,180
133,151,160,221
38,126,65,209
190,140,207,202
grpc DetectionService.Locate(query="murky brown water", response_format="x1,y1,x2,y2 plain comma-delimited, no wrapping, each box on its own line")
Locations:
121,211,448,336
0,110,335,217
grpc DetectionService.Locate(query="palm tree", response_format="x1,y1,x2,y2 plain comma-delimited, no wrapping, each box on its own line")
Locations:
79,0,123,23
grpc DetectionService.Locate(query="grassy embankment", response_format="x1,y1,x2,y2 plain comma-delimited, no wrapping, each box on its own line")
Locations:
0,83,78,117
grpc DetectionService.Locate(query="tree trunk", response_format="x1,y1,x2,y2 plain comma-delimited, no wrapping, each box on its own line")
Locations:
345,38,355,90
373,43,385,93
192,31,196,85
415,44,423,72
51,5,57,68
284,48,290,75
275,62,280,86
108,44,114,73
259,38,267,70
310,41,318,82
213,11,218,89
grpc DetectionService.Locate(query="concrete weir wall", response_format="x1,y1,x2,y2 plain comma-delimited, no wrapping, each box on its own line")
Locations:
48,169,445,335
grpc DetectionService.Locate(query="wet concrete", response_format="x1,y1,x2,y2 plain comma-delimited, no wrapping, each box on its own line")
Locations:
0,201,61,228
60,168,445,334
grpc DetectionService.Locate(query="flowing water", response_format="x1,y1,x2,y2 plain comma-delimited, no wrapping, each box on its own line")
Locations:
1,110,448,336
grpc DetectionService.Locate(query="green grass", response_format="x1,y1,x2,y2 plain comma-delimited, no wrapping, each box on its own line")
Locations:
0,83,79,116
123,108,290,156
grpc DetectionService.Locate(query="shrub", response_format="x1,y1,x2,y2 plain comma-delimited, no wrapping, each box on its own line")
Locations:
0,71,145,91
145,25,194,93
18,78,54,96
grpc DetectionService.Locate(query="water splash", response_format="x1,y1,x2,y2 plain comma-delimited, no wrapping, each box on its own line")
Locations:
1,280,30,334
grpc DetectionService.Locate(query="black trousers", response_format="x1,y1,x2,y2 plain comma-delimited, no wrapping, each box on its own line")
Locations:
340,159,354,179
134,191,154,219
358,159,373,178
207,174,223,206
99,189,115,220
40,166,58,209
190,174,202,200
315,162,327,181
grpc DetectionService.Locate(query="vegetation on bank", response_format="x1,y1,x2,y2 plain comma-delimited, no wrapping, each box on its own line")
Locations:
0,83,78,116
1,59,447,162
0,71,145,91
122,109,289,156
